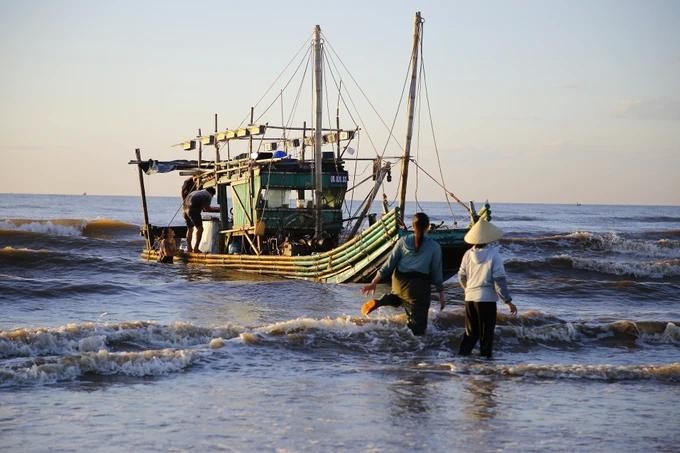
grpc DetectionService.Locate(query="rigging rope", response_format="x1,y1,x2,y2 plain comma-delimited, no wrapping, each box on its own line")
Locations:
322,40,380,156
419,26,463,221
323,34,406,154
254,45,312,125
410,158,470,213
285,50,311,136
239,36,312,128
414,47,424,213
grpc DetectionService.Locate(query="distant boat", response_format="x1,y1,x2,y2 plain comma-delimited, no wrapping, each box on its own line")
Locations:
129,12,491,283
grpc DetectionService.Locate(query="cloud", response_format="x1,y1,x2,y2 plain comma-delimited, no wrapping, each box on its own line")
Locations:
617,97,680,121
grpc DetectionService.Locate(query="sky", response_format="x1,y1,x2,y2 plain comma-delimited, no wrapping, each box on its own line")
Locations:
1,0,679,205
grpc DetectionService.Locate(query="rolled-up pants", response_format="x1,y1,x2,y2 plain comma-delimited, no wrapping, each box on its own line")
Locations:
459,301,497,358
375,270,432,335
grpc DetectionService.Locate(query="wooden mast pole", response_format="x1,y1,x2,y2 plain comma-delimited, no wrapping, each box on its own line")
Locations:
134,148,151,250
214,113,220,162
398,11,422,223
313,24,324,238
198,128,202,168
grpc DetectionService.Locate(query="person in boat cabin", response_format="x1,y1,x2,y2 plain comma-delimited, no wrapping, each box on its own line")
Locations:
158,228,177,264
457,219,517,359
183,186,220,253
361,212,445,335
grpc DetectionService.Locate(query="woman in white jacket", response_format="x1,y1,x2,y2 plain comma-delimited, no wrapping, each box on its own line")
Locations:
458,219,517,358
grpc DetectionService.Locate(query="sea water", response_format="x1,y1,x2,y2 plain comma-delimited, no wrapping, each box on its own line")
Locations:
1,194,679,451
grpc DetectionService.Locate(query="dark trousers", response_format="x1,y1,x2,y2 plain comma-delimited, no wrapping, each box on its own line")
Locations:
376,270,431,335
459,301,497,358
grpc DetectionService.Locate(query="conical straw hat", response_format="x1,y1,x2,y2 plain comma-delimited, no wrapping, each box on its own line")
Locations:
464,219,503,245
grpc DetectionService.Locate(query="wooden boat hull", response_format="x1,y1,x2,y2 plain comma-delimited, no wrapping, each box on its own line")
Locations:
143,209,470,283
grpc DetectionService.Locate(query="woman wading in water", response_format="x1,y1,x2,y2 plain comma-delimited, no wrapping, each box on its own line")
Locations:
361,212,444,335
458,219,517,358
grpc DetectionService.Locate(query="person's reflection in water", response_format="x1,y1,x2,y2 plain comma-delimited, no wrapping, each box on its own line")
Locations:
388,373,432,419
463,378,498,422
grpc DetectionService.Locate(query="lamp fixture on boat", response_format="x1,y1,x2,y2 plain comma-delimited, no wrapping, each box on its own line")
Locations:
216,130,237,141
248,125,266,135
200,135,216,146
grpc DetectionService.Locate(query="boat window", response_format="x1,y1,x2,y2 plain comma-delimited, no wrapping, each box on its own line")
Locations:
262,189,291,208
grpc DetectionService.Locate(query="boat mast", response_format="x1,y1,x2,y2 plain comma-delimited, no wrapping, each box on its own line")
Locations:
398,11,423,223
313,24,324,237
134,148,151,250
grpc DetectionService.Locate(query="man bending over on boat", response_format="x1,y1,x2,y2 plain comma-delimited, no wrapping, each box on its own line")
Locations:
361,212,445,335
183,186,220,253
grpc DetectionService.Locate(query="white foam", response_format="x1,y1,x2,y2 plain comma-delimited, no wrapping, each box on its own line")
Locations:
0,220,83,237
254,315,401,337
659,323,680,344
209,338,226,349
0,321,242,359
566,231,680,257
556,254,680,278
78,335,107,352
0,348,199,386
496,322,581,343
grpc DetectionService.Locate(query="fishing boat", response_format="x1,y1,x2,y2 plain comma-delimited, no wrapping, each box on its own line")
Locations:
129,12,490,283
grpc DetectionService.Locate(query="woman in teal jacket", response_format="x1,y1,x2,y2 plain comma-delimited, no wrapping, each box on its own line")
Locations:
361,212,444,335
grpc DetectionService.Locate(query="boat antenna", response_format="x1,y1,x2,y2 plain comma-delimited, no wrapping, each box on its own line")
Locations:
398,11,423,222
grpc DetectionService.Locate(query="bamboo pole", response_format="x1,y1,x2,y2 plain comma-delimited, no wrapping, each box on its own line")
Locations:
313,25,323,238
398,11,422,223
134,148,151,250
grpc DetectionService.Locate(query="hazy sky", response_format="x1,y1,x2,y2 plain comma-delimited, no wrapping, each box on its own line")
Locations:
1,0,678,205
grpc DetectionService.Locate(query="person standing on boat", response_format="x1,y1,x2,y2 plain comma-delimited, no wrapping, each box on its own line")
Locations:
458,219,517,359
361,212,445,336
181,177,198,202
183,186,220,253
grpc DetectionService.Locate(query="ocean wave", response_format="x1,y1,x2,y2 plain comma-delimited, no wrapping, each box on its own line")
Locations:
498,215,540,222
609,215,680,224
253,315,680,349
495,320,680,346
504,231,680,256
0,321,242,359
506,255,680,279
0,348,199,387
0,218,138,239
0,277,136,299
2,317,678,386
0,246,108,270
4,316,677,362
425,362,680,382
435,310,680,346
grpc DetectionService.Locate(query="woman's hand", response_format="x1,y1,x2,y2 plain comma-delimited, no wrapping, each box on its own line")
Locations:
506,301,517,315
362,282,377,296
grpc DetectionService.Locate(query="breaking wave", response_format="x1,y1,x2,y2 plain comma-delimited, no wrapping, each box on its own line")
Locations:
0,218,138,239
1,349,200,386
506,255,680,279
0,321,241,360
2,316,678,386
503,231,680,256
